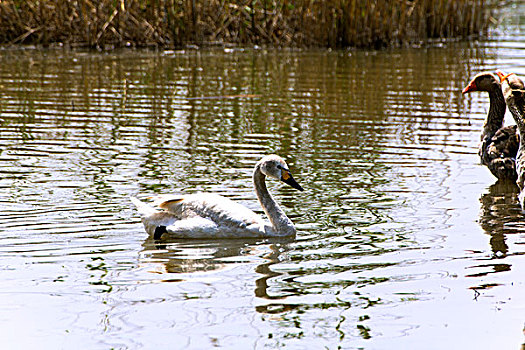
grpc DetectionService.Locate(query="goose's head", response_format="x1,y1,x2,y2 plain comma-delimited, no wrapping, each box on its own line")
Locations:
462,72,500,94
258,154,304,191
496,70,525,113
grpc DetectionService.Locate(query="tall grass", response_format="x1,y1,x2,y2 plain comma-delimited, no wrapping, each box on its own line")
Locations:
0,0,497,48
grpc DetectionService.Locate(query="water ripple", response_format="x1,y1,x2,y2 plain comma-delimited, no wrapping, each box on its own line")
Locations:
1,6,525,348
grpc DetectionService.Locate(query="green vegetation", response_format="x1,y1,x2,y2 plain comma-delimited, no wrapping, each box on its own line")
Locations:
0,0,496,48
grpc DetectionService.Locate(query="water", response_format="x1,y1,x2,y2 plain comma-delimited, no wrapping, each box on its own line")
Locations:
1,4,525,349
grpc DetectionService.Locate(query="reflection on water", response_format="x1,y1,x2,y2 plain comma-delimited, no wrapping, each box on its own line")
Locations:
1,3,525,348
140,237,293,275
479,181,522,254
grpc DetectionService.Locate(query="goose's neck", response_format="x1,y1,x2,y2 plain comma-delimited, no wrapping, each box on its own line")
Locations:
508,102,525,151
482,89,506,139
253,165,295,236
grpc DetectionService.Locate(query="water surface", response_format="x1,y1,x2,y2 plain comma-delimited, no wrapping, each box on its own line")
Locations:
1,4,525,349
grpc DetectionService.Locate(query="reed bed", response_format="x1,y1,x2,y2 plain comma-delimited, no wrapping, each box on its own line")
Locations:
0,0,497,48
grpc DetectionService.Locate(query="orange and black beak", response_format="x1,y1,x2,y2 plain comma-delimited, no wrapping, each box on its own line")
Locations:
462,81,477,94
281,169,304,191
496,70,513,83
495,70,506,82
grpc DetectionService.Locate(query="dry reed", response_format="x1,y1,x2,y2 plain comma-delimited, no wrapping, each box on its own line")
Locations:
0,0,498,49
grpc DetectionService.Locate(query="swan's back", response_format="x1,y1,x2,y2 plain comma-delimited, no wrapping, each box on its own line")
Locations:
157,193,264,227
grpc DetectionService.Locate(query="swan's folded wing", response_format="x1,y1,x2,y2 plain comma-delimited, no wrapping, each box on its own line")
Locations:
153,194,184,207
156,193,264,228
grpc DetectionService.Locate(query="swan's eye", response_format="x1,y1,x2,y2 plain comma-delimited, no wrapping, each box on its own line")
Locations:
276,164,282,169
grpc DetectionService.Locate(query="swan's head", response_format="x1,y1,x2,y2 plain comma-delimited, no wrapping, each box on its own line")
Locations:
258,154,304,191
462,72,500,94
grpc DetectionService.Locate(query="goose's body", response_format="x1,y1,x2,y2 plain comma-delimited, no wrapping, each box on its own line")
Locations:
132,155,303,239
463,72,519,181
497,71,525,208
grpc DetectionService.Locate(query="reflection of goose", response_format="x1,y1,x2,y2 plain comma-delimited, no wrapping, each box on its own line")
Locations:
496,71,525,208
478,181,519,257
462,72,519,180
132,154,304,239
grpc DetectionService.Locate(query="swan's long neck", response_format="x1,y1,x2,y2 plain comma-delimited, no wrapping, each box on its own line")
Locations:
253,165,296,236
482,89,506,139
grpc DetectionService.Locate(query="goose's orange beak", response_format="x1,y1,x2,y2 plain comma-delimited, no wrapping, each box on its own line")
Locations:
496,70,514,83
495,70,506,81
462,81,476,94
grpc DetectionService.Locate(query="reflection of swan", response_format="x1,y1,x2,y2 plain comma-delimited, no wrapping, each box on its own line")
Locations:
132,154,304,239
496,71,525,207
140,236,293,274
462,72,519,180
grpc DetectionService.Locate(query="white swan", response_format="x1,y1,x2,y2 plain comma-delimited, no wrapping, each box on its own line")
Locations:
131,154,304,239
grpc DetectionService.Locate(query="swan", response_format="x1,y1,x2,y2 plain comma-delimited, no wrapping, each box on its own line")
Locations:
131,154,304,239
462,72,519,180
496,70,525,208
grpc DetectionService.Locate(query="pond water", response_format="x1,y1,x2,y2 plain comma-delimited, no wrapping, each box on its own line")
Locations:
1,3,525,350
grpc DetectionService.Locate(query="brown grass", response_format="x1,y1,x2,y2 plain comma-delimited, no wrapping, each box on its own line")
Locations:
0,0,497,49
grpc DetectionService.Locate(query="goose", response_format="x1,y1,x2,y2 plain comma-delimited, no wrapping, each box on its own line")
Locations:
131,154,304,239
462,72,519,181
496,70,525,208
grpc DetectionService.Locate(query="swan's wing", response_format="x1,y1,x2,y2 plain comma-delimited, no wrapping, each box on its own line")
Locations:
155,193,264,229
152,195,185,216
134,194,267,238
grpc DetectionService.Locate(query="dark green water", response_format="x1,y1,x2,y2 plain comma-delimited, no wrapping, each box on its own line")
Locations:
1,4,525,349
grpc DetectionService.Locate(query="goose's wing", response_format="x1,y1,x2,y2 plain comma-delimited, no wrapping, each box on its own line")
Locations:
488,125,519,158
483,125,519,180
154,193,265,229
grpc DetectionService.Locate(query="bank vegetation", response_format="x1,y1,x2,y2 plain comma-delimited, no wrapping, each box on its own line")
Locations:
0,0,499,49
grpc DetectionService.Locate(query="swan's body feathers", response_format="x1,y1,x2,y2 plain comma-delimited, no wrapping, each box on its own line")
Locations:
132,195,273,238
157,194,263,226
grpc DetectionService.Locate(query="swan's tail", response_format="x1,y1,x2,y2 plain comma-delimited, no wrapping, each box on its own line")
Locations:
131,196,179,237
130,197,158,216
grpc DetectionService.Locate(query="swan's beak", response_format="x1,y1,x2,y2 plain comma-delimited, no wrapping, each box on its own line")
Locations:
281,170,304,191
462,81,476,94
